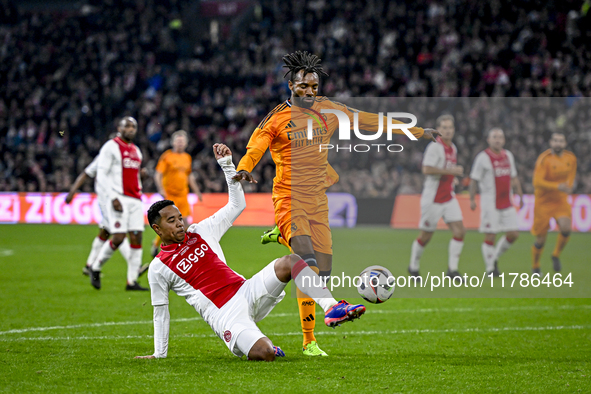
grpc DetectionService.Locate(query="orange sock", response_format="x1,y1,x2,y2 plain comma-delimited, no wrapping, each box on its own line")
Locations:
532,244,543,269
278,236,290,249
552,234,569,258
298,265,319,347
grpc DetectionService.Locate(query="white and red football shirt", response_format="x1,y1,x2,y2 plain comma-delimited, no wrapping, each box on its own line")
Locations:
421,137,458,205
96,136,142,201
147,156,246,358
470,148,517,210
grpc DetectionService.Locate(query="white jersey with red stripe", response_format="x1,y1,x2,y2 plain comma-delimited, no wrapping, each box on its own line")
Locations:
96,136,142,201
421,137,458,206
470,148,517,210
147,156,247,357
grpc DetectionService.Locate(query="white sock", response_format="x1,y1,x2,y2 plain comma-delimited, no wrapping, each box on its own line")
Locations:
86,236,106,268
291,260,337,312
482,242,496,272
494,235,513,261
127,245,142,284
92,240,117,271
118,237,131,261
448,238,464,272
409,239,425,271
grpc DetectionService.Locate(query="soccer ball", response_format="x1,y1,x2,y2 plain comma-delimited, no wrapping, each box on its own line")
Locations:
357,265,395,304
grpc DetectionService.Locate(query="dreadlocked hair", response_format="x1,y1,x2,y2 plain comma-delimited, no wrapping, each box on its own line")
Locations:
282,51,329,81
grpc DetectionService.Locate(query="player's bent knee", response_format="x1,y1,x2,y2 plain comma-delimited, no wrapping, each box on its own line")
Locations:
248,338,275,362
506,231,519,242
561,231,571,237
274,256,292,282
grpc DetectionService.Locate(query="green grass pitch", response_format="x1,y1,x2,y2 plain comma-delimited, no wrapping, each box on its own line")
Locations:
0,224,589,393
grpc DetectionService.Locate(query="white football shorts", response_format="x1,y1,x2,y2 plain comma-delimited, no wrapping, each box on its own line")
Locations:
105,194,144,233
210,260,286,358
419,198,463,232
479,206,518,233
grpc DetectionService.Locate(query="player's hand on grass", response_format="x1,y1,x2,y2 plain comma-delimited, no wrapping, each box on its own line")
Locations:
112,198,123,212
232,170,258,184
450,165,464,177
213,143,231,159
134,355,156,359
470,199,477,211
422,128,440,142
558,183,572,194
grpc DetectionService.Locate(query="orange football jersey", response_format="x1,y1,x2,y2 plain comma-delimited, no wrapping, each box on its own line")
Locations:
155,150,192,196
533,149,577,204
237,97,425,198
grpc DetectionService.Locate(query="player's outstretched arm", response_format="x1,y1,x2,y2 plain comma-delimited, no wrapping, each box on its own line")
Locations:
135,305,170,359
65,172,90,204
189,144,246,241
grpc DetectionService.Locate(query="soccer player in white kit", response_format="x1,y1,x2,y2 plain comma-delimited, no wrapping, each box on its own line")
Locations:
409,114,466,282
135,144,366,361
469,128,523,275
90,116,147,291
65,155,132,275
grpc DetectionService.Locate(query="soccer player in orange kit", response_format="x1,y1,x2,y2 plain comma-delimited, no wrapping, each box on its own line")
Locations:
531,132,577,274
152,130,203,257
233,51,439,356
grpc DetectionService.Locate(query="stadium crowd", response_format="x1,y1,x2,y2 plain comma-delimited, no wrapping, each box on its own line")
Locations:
1,0,590,197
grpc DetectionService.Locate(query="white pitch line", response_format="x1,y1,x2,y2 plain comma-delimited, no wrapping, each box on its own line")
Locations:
0,324,589,342
1,304,589,336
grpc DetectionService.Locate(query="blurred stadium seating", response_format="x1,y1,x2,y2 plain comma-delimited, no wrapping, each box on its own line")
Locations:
1,0,590,196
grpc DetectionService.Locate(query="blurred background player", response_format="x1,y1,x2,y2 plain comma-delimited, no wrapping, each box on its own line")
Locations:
409,114,465,283
152,129,203,257
65,154,131,276
233,51,437,356
531,132,577,274
137,143,365,361
90,116,147,291
469,128,523,276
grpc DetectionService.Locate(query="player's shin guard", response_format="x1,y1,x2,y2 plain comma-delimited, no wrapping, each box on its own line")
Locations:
552,234,569,258
127,244,142,284
86,236,106,268
481,241,495,272
118,237,131,261
448,237,464,272
92,240,117,270
410,238,425,271
494,235,513,261
532,243,543,269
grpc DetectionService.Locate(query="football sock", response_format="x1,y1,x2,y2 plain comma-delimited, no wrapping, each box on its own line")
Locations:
127,244,142,284
552,234,569,258
297,291,316,346
86,236,106,268
297,254,320,346
318,269,332,286
409,238,425,271
448,237,464,272
494,235,513,261
93,240,117,270
118,237,131,262
532,243,543,269
481,240,495,272
278,236,290,249
292,260,337,312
